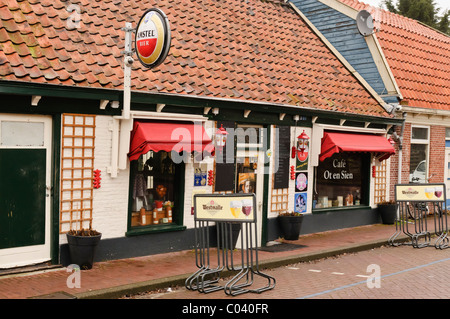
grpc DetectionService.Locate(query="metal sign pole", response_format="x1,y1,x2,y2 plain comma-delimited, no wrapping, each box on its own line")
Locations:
121,22,134,120
115,9,171,173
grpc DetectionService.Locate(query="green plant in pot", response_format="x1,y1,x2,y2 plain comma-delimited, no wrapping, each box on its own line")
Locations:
377,200,397,225
66,228,102,270
278,211,304,240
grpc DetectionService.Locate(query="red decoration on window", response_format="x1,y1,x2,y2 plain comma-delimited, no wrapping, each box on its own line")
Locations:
372,166,376,178
93,169,102,189
290,166,295,180
208,170,214,186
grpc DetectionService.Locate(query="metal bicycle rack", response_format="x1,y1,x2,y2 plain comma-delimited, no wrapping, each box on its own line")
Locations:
186,194,276,296
389,183,448,249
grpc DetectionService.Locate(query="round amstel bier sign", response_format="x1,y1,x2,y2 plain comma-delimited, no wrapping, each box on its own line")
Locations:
135,8,171,69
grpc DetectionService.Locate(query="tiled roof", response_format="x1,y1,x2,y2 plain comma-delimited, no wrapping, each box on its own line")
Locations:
339,0,450,111
0,0,389,117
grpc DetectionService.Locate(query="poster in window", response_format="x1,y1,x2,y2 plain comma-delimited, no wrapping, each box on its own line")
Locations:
294,192,307,213
237,173,256,194
295,172,308,192
194,168,207,187
296,139,309,171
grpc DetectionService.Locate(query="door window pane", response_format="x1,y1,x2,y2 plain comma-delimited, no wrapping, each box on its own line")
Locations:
1,121,44,147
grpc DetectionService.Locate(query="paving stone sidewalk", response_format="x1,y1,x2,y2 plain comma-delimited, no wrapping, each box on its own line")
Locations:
0,223,408,299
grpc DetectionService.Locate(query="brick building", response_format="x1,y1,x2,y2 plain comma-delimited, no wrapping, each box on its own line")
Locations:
0,0,401,269
295,0,450,206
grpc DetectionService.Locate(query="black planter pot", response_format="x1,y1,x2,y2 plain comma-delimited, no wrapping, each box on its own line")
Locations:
278,215,304,240
66,233,102,270
378,204,397,224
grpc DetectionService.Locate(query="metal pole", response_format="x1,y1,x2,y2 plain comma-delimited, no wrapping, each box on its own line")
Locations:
122,22,134,120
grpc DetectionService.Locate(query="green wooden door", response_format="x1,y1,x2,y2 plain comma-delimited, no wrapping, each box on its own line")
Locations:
0,149,46,249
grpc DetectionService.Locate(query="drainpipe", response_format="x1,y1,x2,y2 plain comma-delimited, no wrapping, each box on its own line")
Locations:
397,112,406,185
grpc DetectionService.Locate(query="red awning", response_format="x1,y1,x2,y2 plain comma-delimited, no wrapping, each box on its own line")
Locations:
319,132,395,162
128,121,215,161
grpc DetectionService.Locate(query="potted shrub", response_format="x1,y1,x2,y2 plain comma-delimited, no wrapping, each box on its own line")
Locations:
377,200,397,224
66,228,102,270
278,212,304,240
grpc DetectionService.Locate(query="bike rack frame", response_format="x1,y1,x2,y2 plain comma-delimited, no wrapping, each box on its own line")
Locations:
389,183,448,249
186,193,276,296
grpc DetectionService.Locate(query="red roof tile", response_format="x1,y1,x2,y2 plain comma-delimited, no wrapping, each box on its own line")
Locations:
339,0,450,111
0,0,390,117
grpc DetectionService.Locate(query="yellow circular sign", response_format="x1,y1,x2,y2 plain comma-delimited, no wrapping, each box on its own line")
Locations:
135,8,171,69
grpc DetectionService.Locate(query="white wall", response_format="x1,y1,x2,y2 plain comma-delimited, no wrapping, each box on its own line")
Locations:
59,115,130,244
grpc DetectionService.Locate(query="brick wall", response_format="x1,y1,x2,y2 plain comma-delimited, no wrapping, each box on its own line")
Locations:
429,125,446,183
389,122,446,200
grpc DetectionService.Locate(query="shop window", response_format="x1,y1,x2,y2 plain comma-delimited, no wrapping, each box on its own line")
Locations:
409,126,429,184
314,153,369,209
129,150,184,229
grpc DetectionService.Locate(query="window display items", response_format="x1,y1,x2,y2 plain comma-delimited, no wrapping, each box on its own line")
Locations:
155,184,167,199
130,150,179,228
315,153,366,209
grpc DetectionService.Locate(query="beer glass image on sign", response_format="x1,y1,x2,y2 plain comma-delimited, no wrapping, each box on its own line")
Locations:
242,198,253,217
425,186,443,199
230,200,242,218
194,194,256,222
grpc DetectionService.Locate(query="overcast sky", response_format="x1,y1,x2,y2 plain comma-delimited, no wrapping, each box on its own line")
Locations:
362,0,449,13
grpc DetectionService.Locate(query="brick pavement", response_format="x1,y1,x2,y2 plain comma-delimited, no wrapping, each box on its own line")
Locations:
147,245,450,299
0,222,417,299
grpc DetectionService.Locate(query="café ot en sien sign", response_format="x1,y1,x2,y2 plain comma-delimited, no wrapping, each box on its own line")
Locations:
135,8,171,69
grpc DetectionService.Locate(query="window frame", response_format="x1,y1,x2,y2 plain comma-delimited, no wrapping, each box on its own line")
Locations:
125,155,186,237
409,125,430,184
313,152,371,212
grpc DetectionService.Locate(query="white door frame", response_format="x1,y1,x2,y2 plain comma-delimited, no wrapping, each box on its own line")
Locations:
235,124,265,247
0,114,52,268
